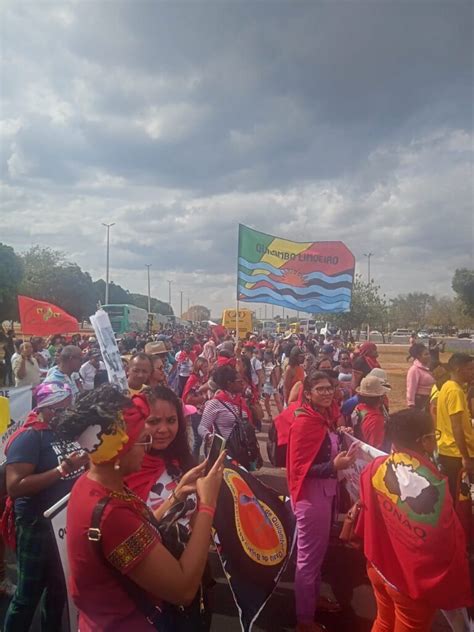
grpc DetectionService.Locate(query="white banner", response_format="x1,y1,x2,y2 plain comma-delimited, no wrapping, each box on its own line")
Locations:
44,493,78,632
340,432,386,504
0,385,32,425
0,386,33,461
89,309,128,392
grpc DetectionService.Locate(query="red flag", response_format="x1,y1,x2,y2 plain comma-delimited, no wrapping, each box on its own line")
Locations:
18,296,79,336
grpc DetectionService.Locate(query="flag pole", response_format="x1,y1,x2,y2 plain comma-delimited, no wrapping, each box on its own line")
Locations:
236,224,241,341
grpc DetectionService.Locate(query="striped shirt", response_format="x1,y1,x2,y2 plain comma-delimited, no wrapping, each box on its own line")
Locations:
198,397,249,441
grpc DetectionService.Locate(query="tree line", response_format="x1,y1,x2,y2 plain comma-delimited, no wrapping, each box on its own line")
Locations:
0,243,174,323
332,270,474,336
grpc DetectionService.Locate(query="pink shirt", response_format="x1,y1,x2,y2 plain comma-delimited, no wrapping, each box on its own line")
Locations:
406,360,435,406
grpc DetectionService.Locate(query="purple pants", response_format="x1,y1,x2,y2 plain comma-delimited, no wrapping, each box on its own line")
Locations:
293,433,338,624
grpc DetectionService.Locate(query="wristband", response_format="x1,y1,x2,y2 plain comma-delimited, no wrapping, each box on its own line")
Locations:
198,504,215,518
56,463,68,479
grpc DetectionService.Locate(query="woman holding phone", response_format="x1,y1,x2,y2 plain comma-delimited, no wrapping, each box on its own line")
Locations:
59,385,225,632
126,385,202,528
287,372,356,632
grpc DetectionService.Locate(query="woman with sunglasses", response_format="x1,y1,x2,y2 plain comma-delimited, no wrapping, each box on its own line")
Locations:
287,372,356,632
356,408,472,631
59,385,225,632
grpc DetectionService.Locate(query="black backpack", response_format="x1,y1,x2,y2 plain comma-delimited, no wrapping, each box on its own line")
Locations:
266,422,287,468
215,402,261,470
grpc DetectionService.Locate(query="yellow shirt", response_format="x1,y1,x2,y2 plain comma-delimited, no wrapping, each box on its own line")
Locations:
436,380,474,458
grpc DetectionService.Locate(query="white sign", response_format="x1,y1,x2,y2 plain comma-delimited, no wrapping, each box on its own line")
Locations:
0,386,33,460
340,432,386,504
89,309,128,391
44,493,78,632
0,385,32,424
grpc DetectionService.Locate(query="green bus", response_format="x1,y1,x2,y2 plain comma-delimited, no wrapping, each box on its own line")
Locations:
102,304,148,335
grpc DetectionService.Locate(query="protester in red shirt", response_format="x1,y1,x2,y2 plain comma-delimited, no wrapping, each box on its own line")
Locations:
353,376,390,450
60,385,225,632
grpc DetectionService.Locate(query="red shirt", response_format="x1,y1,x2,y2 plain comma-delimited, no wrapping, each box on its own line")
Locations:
354,403,385,449
67,474,161,632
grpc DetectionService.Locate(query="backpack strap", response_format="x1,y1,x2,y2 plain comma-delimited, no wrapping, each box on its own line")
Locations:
217,400,243,424
89,495,164,629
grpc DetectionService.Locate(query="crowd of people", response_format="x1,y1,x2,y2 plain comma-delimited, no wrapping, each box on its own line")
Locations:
0,323,473,632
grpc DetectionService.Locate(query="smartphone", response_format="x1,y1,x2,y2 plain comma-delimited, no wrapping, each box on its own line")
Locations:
206,434,226,474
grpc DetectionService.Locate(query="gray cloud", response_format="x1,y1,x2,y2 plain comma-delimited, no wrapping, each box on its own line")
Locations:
1,1,472,315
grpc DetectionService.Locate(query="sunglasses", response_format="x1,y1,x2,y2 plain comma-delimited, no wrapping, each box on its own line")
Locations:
134,434,153,452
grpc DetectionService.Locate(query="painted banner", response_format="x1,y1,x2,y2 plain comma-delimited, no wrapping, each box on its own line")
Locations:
0,386,33,459
341,433,473,631
44,493,78,632
340,432,386,504
89,309,128,391
213,458,296,631
237,224,355,313
18,295,79,335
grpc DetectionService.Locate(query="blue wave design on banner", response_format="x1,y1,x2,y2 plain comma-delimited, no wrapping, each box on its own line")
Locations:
237,272,351,298
303,270,354,283
238,257,284,276
238,286,350,311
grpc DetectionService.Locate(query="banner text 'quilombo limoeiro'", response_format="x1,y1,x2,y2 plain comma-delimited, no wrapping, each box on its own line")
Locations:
237,224,355,314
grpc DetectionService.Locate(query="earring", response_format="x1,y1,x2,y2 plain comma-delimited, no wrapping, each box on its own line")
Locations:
114,460,120,471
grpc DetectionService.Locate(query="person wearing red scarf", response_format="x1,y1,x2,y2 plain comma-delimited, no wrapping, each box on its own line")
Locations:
286,372,356,632
126,385,205,530
356,408,472,631
352,342,381,390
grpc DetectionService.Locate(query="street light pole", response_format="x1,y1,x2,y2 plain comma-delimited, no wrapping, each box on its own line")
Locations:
180,291,183,318
167,280,172,313
102,222,115,304
364,252,374,283
145,265,151,313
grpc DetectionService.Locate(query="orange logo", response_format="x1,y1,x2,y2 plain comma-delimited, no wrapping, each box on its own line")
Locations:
224,469,287,566
36,307,61,322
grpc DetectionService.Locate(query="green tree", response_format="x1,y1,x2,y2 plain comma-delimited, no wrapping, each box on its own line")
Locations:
452,268,474,318
182,305,210,322
19,246,96,322
0,243,24,322
94,280,131,305
388,292,434,329
129,293,173,316
331,275,388,336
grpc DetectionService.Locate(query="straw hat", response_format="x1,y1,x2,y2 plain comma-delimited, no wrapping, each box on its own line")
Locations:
368,368,391,389
356,375,390,397
145,341,168,355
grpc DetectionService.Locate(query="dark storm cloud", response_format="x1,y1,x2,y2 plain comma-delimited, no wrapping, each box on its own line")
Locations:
1,1,472,312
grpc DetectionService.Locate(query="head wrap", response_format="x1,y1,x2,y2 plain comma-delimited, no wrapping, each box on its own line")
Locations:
78,393,150,465
35,382,72,409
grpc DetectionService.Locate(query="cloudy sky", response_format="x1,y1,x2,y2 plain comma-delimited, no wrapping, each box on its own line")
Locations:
1,1,472,317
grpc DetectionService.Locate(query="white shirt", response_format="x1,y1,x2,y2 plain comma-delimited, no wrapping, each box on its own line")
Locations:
250,356,263,386
13,355,41,388
79,361,105,391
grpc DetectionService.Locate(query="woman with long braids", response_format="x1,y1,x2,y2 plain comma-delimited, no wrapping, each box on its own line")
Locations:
58,385,225,632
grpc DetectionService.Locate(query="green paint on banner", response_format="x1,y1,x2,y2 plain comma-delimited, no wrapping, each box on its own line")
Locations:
239,225,273,264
